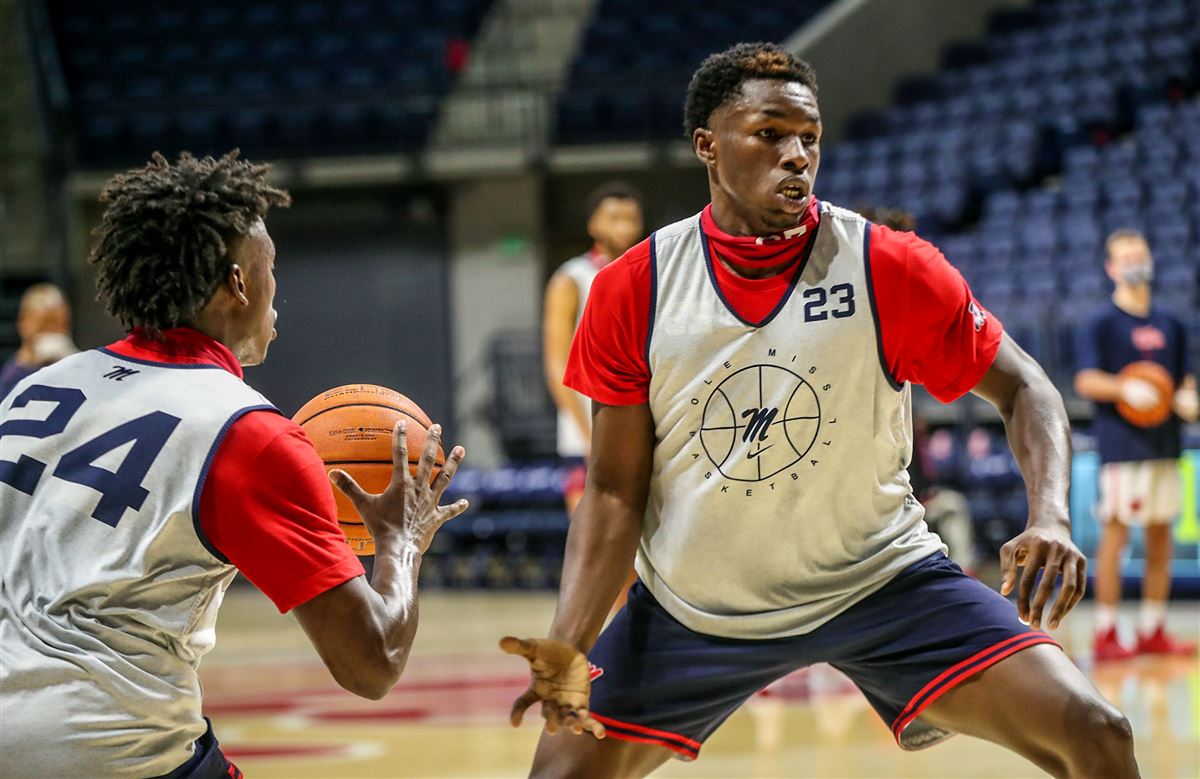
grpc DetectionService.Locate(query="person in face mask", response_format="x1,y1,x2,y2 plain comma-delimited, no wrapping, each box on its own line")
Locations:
1074,229,1199,662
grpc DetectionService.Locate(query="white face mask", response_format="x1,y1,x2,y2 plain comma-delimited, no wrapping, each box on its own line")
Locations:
1120,264,1154,286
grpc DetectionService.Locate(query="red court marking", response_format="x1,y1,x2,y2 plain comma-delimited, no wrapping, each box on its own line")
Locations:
309,707,429,722
223,744,347,759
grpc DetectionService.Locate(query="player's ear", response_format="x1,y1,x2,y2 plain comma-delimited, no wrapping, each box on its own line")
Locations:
225,263,249,305
694,128,716,165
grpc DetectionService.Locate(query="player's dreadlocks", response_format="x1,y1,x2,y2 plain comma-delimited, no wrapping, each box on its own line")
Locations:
683,42,819,138
89,150,291,336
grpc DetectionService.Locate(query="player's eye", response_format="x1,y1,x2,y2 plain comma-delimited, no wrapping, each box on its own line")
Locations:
757,128,778,140
802,133,818,144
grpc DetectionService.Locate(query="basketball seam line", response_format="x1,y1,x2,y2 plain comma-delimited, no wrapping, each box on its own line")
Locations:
295,402,428,429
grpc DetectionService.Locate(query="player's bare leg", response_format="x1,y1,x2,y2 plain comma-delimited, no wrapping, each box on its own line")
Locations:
920,644,1137,779
1141,523,1172,603
1094,518,1128,608
529,728,673,779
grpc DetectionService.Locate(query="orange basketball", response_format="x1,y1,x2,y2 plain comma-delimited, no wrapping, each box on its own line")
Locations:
293,384,444,556
1115,361,1174,429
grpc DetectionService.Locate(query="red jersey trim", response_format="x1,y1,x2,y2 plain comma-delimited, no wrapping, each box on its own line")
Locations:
862,226,904,392
644,235,658,365
699,216,819,329
273,556,366,614
104,327,244,377
191,404,281,564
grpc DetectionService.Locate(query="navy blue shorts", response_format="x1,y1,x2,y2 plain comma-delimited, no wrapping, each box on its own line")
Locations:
587,553,1058,758
152,719,243,779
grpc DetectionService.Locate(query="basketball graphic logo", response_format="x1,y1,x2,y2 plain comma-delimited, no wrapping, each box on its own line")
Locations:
700,365,821,482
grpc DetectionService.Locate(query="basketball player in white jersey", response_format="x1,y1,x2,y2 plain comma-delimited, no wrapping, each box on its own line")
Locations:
0,152,468,778
503,44,1138,778
543,182,643,514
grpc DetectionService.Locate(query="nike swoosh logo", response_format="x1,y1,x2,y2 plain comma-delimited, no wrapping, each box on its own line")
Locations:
747,445,773,459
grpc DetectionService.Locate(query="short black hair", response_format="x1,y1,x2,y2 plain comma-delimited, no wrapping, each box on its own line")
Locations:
586,180,642,220
684,42,819,137
89,150,291,336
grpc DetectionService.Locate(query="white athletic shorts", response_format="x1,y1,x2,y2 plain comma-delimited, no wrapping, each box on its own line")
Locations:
1097,459,1181,526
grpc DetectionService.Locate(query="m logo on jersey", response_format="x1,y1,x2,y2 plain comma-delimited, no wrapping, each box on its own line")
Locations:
968,301,986,332
741,407,778,443
103,366,140,381
698,363,822,483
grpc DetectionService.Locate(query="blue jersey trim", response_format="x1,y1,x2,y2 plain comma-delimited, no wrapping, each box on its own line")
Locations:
191,404,281,564
698,216,819,329
95,347,227,370
861,226,904,392
645,233,658,366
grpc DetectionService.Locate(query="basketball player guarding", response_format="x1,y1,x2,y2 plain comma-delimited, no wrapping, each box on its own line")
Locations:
1074,229,1198,661
543,182,644,514
503,44,1138,778
0,152,468,778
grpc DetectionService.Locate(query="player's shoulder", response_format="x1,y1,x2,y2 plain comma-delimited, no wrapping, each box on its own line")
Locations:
220,408,311,466
591,237,654,298
819,200,870,227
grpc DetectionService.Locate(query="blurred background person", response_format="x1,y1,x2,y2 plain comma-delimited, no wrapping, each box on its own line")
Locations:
1075,229,1199,661
0,282,77,399
542,181,643,515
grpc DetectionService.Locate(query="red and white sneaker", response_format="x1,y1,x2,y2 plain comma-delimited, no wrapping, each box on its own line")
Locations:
1093,627,1136,662
1135,626,1198,656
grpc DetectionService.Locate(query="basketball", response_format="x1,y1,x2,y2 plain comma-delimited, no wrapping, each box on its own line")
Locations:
1116,361,1175,429
293,384,444,556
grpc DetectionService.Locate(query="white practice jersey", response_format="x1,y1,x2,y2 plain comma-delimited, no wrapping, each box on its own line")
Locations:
0,348,275,777
556,253,602,457
638,203,944,639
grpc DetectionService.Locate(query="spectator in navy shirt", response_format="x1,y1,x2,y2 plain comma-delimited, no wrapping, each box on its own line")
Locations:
1074,229,1198,662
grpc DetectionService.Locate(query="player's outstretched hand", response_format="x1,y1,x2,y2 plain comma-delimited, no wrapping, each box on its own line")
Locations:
499,636,606,740
999,524,1086,631
331,421,469,553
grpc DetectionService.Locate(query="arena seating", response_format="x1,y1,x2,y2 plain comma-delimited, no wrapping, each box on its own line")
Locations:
46,0,493,165
554,0,833,144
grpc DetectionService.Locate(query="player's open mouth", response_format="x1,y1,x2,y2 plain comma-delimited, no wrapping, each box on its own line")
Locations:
779,185,804,199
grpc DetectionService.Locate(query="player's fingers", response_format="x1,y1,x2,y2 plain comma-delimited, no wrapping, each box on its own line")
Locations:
509,687,539,727
1016,548,1045,623
999,540,1019,596
578,710,606,740
431,445,465,501
329,469,370,508
1048,556,1078,629
390,421,409,484
1071,556,1088,611
438,499,470,526
541,701,562,735
561,709,584,736
415,424,441,488
499,636,540,660
1028,551,1062,629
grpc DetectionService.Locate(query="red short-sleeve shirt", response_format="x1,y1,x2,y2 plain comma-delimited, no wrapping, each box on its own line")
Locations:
563,203,1003,406
106,328,364,613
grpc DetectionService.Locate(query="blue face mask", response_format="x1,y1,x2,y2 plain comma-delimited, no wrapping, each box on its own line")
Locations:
1121,264,1154,286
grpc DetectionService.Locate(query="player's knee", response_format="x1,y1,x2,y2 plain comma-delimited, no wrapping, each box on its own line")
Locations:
1065,699,1135,774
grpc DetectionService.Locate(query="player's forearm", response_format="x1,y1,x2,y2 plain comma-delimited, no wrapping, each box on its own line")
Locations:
1073,369,1122,402
544,361,591,436
1002,371,1073,531
549,488,643,652
326,536,422,699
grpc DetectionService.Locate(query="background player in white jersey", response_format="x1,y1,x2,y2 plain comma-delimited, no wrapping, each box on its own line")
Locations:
0,151,468,778
503,44,1138,778
0,282,78,399
1074,229,1198,661
543,181,643,514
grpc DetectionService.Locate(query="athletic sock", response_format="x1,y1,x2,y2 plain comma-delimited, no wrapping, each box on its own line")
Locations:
1139,600,1166,635
1095,603,1118,634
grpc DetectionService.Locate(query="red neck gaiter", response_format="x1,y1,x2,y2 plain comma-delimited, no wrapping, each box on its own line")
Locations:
700,198,820,272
